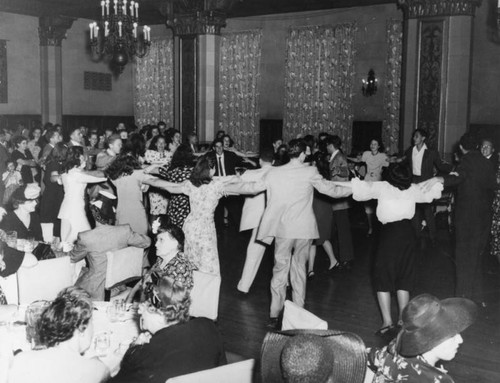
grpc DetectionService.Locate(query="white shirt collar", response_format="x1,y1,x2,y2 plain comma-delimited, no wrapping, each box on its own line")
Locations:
329,149,339,162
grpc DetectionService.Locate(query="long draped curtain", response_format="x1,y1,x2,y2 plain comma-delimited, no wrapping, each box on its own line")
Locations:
283,23,357,150
219,30,262,152
383,19,403,155
134,38,174,128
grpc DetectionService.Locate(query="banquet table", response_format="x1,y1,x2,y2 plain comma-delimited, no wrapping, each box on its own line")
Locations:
0,300,140,377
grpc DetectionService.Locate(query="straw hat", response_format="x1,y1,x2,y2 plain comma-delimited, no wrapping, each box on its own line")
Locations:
261,329,367,383
397,294,477,357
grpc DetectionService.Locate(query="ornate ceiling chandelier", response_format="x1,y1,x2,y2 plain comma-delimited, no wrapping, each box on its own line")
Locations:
89,0,151,73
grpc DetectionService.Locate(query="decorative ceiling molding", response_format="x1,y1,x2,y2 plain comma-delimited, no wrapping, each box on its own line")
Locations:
397,0,482,18
39,16,75,47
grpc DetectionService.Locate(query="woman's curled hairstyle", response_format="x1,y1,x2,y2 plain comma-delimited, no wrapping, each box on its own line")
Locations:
105,153,141,180
38,287,93,348
189,156,213,187
63,146,84,172
151,276,191,325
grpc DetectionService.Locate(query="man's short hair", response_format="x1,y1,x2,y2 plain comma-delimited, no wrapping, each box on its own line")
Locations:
325,135,342,150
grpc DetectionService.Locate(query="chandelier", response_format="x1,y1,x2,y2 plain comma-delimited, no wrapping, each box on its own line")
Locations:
89,0,151,73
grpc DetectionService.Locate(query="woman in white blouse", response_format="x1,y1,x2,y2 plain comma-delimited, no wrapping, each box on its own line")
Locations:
315,163,443,337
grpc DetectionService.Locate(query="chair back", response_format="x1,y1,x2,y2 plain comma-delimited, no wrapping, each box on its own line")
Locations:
189,271,221,320
105,247,144,289
0,274,19,304
165,359,255,383
281,300,328,331
17,257,73,304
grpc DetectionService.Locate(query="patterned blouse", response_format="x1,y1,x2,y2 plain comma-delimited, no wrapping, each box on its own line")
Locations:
162,165,193,228
142,252,196,301
368,340,455,383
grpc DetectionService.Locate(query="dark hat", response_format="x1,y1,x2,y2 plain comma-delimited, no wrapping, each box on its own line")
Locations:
397,294,477,357
383,163,412,190
261,329,367,383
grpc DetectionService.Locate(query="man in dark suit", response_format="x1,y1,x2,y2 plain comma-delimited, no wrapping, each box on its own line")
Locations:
400,129,452,245
423,133,497,303
480,138,498,168
208,138,247,227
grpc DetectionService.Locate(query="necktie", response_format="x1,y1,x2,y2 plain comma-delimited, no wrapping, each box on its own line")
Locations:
218,156,224,176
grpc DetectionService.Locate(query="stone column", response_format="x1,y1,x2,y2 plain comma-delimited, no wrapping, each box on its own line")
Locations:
38,16,74,125
168,9,227,143
399,0,481,158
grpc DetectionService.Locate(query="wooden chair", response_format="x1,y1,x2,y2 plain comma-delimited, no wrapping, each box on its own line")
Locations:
104,246,145,299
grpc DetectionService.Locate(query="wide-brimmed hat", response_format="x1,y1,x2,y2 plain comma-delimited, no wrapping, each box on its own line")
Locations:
261,329,367,383
397,294,477,357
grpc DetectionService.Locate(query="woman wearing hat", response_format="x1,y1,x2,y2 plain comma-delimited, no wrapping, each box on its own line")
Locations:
315,163,443,335
0,183,43,241
368,293,477,382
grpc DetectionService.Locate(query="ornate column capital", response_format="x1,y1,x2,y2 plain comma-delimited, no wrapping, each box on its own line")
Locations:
38,16,75,47
167,10,227,36
397,0,482,19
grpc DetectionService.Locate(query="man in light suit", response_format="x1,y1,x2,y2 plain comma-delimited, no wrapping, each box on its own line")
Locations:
257,141,351,326
236,149,274,294
69,191,151,300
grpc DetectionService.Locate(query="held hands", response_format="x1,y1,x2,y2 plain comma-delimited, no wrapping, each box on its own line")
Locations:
133,332,152,346
418,177,444,193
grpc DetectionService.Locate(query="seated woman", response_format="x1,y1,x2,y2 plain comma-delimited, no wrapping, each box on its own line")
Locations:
111,276,226,383
127,219,195,303
368,294,477,382
70,190,151,300
0,183,43,242
7,286,109,383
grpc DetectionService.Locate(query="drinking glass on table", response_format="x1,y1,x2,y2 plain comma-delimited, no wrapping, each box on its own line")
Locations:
94,332,111,357
25,300,50,349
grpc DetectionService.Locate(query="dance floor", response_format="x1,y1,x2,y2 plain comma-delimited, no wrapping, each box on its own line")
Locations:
214,206,500,383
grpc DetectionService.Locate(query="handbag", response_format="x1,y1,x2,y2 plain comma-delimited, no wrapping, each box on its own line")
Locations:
32,243,56,260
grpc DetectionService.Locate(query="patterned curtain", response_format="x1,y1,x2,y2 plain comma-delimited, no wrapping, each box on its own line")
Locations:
283,23,357,150
134,38,174,128
219,30,262,152
383,19,403,155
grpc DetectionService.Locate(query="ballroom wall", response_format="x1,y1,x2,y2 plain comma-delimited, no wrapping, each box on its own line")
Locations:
0,13,41,115
0,12,134,122
224,4,402,122
470,2,500,125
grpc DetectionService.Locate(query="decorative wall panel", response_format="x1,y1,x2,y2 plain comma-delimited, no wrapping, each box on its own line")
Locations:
417,20,443,148
0,40,7,103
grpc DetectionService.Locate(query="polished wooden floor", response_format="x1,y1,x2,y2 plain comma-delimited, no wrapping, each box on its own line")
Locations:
214,206,500,383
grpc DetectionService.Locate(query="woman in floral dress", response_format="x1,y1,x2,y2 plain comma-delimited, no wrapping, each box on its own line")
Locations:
145,135,175,221
144,156,261,275
159,144,195,228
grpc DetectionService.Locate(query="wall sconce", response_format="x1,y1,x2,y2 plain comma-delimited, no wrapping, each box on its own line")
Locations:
362,69,378,97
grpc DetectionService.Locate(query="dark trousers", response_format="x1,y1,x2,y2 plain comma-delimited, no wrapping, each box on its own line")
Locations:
455,218,491,301
412,175,436,241
331,209,353,262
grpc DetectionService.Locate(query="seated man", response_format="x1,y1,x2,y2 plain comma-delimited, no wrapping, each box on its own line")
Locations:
110,275,227,383
368,294,477,382
69,190,151,300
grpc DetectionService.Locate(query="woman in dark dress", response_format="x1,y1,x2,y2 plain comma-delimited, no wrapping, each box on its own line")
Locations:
159,144,195,228
39,143,66,239
0,184,43,241
10,135,36,184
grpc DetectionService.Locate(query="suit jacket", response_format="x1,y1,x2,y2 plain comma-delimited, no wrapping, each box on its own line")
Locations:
69,224,151,300
0,211,43,241
329,151,350,211
207,150,243,176
239,166,271,231
443,151,497,229
257,161,350,244
403,146,452,181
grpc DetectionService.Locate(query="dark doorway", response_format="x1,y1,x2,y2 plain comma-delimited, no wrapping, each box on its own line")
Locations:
351,121,383,155
259,119,283,152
